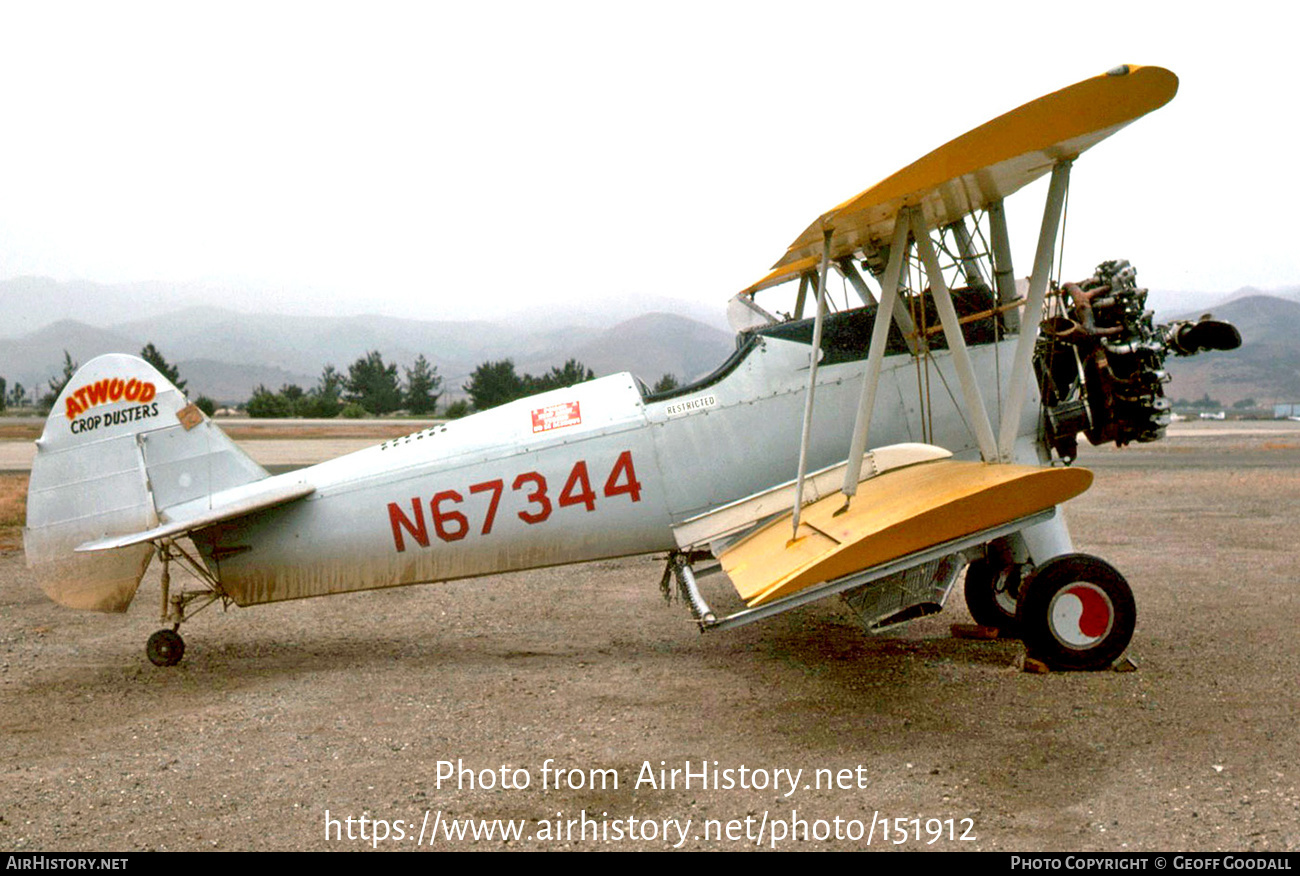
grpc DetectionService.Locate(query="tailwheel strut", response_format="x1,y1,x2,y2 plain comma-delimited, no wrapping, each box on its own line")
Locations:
146,540,228,667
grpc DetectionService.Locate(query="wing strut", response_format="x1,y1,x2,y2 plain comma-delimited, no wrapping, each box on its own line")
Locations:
912,208,1000,462
838,160,1070,494
793,273,811,319
946,219,989,291
997,160,1071,460
839,211,912,501
835,258,877,306
790,227,834,538
988,199,1020,330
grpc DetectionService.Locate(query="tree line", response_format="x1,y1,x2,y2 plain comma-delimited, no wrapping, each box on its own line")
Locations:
246,352,443,418
238,353,683,417
461,359,682,411
250,354,604,418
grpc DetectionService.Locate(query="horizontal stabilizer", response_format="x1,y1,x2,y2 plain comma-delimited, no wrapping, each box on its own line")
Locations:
721,460,1092,607
76,480,315,552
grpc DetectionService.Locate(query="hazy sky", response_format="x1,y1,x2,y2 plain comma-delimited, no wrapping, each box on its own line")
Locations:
1,2,1296,321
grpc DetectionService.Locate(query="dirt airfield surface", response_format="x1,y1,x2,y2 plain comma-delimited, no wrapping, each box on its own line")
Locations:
2,423,1299,852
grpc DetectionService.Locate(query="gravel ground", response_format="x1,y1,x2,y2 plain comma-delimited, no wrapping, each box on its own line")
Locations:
2,430,1298,851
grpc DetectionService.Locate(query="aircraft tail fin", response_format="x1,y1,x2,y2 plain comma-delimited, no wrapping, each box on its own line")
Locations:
24,354,268,612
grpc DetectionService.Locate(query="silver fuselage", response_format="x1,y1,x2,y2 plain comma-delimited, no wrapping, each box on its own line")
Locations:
194,316,1047,606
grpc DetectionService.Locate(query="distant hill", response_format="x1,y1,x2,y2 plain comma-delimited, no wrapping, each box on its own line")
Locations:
0,308,735,405
1162,295,1300,405
108,307,526,379
1149,284,1300,319
174,359,319,405
530,312,734,384
0,275,731,339
0,320,144,397
0,276,234,338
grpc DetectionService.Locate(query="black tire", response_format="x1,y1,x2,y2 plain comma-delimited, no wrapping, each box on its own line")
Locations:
963,558,1022,632
1016,554,1135,671
146,629,185,667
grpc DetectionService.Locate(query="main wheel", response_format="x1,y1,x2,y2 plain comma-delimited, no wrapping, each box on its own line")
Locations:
963,558,1022,632
146,629,186,667
1016,554,1135,671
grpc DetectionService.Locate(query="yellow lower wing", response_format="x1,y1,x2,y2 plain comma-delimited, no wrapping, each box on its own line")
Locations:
720,460,1092,607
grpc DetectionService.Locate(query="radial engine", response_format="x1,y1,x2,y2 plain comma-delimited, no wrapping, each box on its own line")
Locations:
1034,260,1241,462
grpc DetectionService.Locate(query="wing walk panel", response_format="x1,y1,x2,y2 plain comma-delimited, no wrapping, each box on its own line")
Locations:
672,444,951,550
719,460,1092,607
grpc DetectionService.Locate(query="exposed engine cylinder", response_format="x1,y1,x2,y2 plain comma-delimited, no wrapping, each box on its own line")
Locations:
1034,260,1240,462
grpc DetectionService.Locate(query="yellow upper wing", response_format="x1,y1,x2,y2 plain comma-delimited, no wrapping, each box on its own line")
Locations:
741,65,1177,296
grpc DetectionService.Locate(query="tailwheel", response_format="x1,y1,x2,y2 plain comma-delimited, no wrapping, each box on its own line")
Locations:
1016,553,1135,671
962,557,1023,633
146,628,186,667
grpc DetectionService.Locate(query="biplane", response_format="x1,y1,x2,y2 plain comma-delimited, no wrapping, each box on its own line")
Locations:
25,64,1239,670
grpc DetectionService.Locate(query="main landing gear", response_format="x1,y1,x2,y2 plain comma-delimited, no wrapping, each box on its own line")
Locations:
1017,553,1136,672
962,556,1024,634
963,551,1136,671
145,540,226,667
